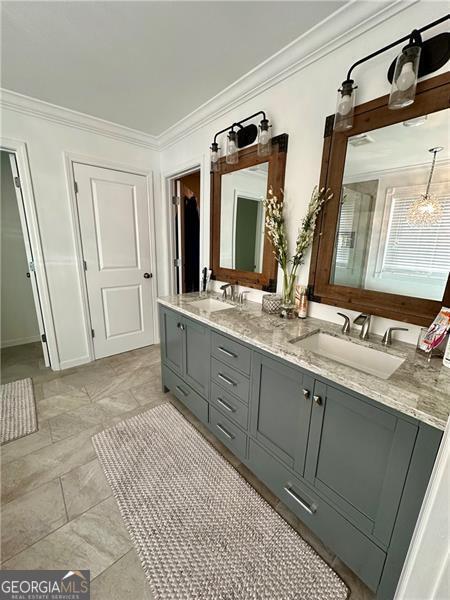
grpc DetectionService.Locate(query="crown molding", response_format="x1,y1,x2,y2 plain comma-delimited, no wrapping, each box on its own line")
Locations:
0,88,159,151
0,0,419,154
157,0,419,151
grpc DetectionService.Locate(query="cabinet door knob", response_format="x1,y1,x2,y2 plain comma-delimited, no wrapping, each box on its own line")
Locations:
313,395,322,406
303,389,310,400
177,322,185,330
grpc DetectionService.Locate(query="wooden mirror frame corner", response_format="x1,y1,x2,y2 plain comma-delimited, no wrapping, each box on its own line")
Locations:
210,133,288,291
308,72,450,326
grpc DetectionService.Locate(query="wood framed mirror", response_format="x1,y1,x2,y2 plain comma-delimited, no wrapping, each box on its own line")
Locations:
309,73,450,326
210,134,288,291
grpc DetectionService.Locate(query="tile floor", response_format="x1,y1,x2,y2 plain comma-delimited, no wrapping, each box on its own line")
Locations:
1,342,374,599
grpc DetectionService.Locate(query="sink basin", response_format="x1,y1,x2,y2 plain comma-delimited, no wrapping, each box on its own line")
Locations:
292,332,405,380
190,297,235,312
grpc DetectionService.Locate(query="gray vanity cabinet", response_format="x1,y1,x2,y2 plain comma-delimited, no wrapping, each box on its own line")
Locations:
160,307,210,398
250,353,313,477
160,307,183,375
305,381,418,548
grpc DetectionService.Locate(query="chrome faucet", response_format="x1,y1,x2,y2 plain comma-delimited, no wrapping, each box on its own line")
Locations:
337,312,351,335
220,283,235,301
238,290,250,305
354,313,371,340
382,327,408,346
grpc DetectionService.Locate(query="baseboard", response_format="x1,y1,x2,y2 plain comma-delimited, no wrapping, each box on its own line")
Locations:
1,335,41,349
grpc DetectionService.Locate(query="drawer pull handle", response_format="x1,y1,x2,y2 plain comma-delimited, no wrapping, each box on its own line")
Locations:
218,373,236,387
218,346,237,359
216,397,235,413
216,423,235,440
303,389,310,400
283,486,317,515
175,385,188,397
313,395,322,406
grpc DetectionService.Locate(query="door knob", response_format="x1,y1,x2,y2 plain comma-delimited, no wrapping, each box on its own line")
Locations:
143,272,152,279
26,272,30,278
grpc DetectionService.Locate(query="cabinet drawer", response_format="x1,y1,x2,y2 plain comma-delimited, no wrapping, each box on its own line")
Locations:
247,439,386,592
162,366,208,424
209,406,247,459
211,331,251,375
210,382,249,430
211,358,250,404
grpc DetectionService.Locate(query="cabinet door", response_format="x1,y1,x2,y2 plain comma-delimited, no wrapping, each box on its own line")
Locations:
305,382,418,547
160,308,183,375
183,316,210,398
250,353,313,476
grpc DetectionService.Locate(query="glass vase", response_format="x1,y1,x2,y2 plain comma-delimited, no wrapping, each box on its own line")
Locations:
280,269,296,318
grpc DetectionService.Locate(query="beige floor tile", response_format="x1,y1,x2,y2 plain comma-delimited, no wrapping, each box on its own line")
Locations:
37,393,91,420
1,428,98,504
40,378,88,400
2,497,131,579
129,383,166,407
91,549,154,600
1,479,67,562
0,420,52,465
61,459,111,520
85,367,156,401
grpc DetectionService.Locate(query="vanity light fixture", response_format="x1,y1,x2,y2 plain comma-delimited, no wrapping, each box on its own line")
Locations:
407,146,444,226
333,14,449,132
257,118,272,157
388,30,422,110
210,142,220,173
209,111,271,171
226,129,239,165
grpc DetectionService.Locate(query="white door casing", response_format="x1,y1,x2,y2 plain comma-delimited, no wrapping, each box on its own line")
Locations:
8,152,50,366
73,163,155,359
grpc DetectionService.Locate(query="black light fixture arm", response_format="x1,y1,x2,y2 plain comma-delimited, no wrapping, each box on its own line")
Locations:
212,111,267,144
345,13,449,82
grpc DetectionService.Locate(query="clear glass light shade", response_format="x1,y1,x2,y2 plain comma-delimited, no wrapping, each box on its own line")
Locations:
257,120,271,157
388,44,421,110
334,80,356,132
407,194,442,225
210,144,220,172
226,131,239,165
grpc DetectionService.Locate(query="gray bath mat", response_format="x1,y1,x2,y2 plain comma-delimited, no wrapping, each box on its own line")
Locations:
0,377,38,445
93,403,348,600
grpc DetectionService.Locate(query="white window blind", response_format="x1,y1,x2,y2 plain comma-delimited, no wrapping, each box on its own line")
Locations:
381,185,450,276
335,197,355,267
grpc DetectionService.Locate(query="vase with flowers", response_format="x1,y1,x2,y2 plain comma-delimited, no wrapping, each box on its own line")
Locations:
264,185,333,317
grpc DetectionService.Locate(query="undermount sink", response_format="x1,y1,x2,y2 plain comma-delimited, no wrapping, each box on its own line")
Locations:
190,297,235,312
291,332,405,380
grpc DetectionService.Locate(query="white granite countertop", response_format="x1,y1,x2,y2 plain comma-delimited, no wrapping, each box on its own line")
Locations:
158,293,450,431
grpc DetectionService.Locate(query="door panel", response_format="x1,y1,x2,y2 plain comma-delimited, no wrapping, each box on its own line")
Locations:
7,153,50,365
74,163,154,359
305,382,418,546
250,353,313,476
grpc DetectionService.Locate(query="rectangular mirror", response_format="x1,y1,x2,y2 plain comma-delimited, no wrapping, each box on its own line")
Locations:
309,73,450,326
210,134,288,290
219,163,268,273
331,108,449,301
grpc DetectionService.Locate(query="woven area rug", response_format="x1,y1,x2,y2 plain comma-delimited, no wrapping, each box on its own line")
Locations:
93,403,348,600
0,377,38,445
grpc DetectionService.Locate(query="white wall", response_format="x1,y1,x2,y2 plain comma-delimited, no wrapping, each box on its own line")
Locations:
1,151,40,347
1,106,160,368
159,1,449,345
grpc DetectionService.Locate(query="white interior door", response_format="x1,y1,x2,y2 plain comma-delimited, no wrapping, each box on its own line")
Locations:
8,153,50,366
73,163,155,359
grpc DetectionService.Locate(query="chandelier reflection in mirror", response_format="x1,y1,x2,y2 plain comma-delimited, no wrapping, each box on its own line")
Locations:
407,146,444,225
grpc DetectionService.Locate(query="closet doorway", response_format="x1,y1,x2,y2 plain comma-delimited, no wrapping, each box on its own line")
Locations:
0,149,50,380
172,170,200,294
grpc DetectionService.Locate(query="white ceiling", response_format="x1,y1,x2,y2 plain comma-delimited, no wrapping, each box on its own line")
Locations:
1,1,346,135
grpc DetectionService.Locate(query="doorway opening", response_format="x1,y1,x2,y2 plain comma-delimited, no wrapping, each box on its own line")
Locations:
172,170,201,294
1,150,50,382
